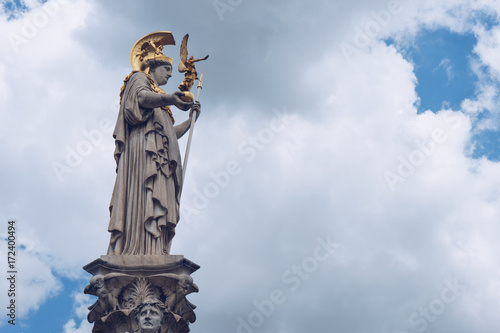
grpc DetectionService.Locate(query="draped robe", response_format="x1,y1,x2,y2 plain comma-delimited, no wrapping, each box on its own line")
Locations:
107,72,182,255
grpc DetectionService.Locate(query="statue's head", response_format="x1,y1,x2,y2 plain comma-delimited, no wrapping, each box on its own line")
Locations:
177,274,194,296
134,299,166,333
89,275,106,291
148,59,172,86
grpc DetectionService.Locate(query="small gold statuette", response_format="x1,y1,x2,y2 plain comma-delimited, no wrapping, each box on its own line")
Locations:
178,34,209,102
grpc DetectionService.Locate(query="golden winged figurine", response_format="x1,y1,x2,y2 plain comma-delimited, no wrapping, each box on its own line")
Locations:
178,34,208,102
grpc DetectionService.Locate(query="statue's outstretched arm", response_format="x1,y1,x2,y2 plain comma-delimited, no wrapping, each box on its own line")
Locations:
138,91,193,111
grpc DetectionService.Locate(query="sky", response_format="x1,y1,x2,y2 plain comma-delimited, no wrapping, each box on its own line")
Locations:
1,0,500,332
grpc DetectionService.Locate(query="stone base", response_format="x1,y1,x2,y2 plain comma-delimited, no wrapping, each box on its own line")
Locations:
84,255,200,276
83,255,200,333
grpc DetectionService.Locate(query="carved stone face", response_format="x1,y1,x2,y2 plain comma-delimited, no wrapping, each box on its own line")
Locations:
151,64,172,86
138,305,162,333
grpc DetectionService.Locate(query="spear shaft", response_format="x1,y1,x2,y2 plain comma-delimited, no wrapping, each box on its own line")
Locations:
182,73,203,181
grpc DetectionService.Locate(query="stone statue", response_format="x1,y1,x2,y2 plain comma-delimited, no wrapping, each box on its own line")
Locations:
107,31,201,255
161,274,198,322
84,275,110,322
85,273,137,323
84,31,204,333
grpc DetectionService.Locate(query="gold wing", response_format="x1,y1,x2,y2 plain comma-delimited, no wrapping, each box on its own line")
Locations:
179,34,189,73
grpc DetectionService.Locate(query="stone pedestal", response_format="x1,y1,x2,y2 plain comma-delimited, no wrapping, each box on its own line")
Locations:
83,255,200,333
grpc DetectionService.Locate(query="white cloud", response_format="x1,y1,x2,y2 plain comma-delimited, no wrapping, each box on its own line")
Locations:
475,27,500,72
177,13,500,331
2,0,500,332
62,292,93,333
0,0,97,322
0,231,62,322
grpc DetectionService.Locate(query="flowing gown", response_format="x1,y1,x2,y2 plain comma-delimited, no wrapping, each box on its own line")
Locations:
107,72,182,255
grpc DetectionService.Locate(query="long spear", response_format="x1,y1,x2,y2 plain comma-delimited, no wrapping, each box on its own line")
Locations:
182,72,203,180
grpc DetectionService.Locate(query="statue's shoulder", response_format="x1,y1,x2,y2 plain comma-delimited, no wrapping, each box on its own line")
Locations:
129,71,149,83
124,71,152,90
120,71,152,101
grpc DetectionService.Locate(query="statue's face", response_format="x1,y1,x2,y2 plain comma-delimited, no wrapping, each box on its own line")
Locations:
151,64,172,86
138,305,162,332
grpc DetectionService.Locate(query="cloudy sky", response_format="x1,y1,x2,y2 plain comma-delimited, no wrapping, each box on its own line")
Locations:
1,0,500,332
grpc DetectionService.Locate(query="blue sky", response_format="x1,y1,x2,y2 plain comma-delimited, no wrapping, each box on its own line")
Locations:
390,27,500,161
2,1,500,333
398,29,477,113
18,276,78,332
2,0,27,16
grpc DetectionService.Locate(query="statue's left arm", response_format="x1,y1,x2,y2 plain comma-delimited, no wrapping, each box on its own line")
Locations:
175,102,201,139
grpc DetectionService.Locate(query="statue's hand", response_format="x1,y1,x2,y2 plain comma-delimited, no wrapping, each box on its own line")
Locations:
189,102,201,121
172,91,193,111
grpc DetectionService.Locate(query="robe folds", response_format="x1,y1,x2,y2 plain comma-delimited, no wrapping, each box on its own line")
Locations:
107,72,182,255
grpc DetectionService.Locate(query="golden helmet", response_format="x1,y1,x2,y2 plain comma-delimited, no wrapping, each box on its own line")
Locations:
130,31,176,73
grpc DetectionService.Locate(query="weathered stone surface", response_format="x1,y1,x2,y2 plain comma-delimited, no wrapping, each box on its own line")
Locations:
84,255,199,333
107,31,201,256
84,255,199,276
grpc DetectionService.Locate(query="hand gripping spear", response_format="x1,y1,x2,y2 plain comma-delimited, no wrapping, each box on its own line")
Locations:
178,34,208,181
182,73,203,180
